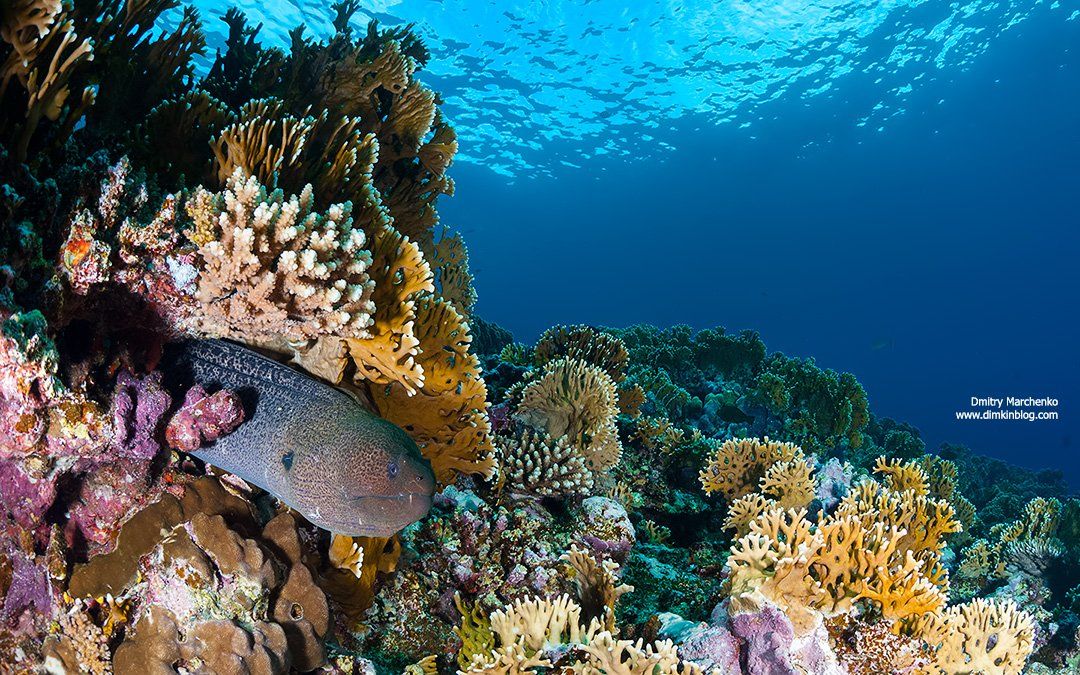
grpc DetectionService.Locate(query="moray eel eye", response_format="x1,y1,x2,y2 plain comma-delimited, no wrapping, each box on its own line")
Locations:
387,460,399,479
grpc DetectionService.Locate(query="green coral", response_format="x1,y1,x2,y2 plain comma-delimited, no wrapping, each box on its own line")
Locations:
748,354,869,452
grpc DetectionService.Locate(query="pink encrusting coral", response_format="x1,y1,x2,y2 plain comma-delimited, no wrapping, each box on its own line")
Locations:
164,384,245,452
109,371,171,461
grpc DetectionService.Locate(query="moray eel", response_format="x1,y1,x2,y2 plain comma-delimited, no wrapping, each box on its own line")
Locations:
169,339,435,537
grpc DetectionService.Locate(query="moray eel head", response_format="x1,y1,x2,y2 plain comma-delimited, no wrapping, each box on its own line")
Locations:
285,408,435,537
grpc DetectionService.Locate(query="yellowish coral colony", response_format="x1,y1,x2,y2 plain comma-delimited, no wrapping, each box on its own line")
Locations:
0,2,1073,675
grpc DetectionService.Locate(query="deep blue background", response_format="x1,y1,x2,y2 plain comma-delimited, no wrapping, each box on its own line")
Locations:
443,9,1080,483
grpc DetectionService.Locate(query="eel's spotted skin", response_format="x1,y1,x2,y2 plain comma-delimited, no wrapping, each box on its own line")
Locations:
173,339,434,536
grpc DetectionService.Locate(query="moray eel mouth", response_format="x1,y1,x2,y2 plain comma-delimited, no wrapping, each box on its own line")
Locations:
315,491,434,537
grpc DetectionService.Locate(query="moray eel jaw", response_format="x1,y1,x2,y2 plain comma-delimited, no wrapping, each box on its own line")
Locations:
309,492,434,537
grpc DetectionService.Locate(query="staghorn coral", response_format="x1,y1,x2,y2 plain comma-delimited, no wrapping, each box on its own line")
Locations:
496,428,595,498
515,357,622,471
183,169,376,348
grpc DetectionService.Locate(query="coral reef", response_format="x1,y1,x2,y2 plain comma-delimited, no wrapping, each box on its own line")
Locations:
1,3,1075,674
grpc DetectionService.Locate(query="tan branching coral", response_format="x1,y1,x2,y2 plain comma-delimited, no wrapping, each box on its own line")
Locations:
320,535,402,624
0,0,93,161
999,497,1062,545
874,456,930,496
496,428,594,498
573,632,710,675
723,493,775,535
534,325,629,383
699,437,806,502
916,599,1036,675
516,357,622,471
726,507,825,633
370,296,495,481
857,551,946,622
633,416,684,455
433,230,477,317
210,98,387,227
760,457,817,509
458,595,709,675
344,224,434,393
837,479,962,558
811,515,901,615
563,545,633,631
616,383,645,418
183,169,376,347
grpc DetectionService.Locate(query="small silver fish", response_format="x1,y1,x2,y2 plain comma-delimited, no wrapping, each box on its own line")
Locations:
174,339,435,537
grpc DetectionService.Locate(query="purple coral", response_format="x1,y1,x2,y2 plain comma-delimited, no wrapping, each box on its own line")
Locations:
0,460,56,531
658,613,742,674
575,496,635,563
164,384,244,452
110,370,171,460
0,548,52,632
729,603,799,675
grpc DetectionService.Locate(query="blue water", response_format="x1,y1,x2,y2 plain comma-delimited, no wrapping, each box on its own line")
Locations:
186,0,1080,483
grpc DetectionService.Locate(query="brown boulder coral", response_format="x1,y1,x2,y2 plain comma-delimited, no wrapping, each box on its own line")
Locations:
114,512,328,674
65,479,329,673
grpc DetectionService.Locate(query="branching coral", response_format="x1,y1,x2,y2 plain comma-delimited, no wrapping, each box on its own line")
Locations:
633,416,685,455
458,594,710,675
433,230,477,317
837,477,962,558
516,357,622,471
916,599,1036,675
534,325,629,383
343,224,434,393
320,534,402,625
563,545,633,631
183,169,376,347
698,437,808,503
496,428,595,498
370,296,495,481
209,98,387,227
